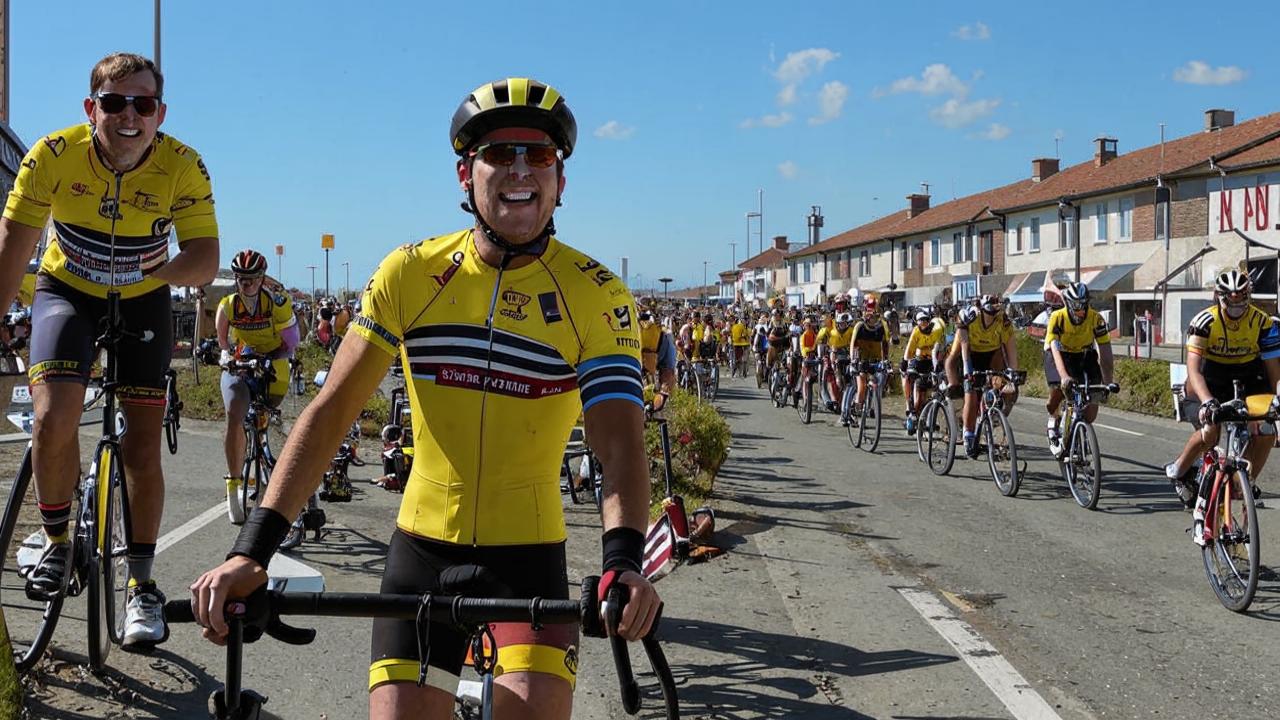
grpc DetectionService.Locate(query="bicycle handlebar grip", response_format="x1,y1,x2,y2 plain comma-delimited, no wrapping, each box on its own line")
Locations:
163,599,196,623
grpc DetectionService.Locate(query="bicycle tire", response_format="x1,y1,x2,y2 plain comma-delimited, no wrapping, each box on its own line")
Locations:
84,447,111,671
1201,467,1260,612
693,371,705,404
709,365,720,402
163,373,180,455
986,409,1020,496
0,445,65,672
922,400,956,476
799,376,813,424
1067,421,1103,510
915,400,929,463
771,370,786,408
865,383,882,452
756,360,766,389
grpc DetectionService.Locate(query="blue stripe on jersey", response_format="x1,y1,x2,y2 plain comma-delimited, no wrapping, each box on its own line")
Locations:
1260,322,1280,360
578,354,643,410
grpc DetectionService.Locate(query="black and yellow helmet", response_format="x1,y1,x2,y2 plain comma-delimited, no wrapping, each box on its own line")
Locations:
450,77,578,159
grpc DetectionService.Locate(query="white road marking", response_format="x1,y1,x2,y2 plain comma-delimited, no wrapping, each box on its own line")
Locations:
1094,422,1143,437
155,503,226,554
897,586,1065,720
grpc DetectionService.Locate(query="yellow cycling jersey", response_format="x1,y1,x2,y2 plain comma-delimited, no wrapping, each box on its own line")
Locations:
959,312,1013,353
1186,304,1280,366
4,123,218,299
800,329,818,355
731,322,749,346
823,326,853,351
850,321,887,360
1044,307,1111,354
219,289,296,355
351,229,643,546
905,319,946,358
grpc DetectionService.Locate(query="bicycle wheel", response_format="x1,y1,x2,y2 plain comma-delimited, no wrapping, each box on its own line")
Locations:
863,384,882,452
89,442,130,669
842,383,860,446
1201,467,1260,612
921,400,956,476
1066,421,1103,509
693,370,705,404
985,409,1020,496
756,358,766,389
798,376,813,424
709,365,720,402
0,445,65,671
163,379,180,456
770,370,785,408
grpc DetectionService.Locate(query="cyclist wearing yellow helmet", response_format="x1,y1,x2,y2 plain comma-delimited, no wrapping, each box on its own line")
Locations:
191,77,658,720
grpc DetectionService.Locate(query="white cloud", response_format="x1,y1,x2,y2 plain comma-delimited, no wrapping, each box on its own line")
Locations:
778,161,799,180
930,98,1000,128
1173,60,1247,86
593,120,635,140
777,84,797,106
740,112,794,129
952,22,991,41
809,81,849,125
877,63,969,98
980,123,1011,140
774,48,839,84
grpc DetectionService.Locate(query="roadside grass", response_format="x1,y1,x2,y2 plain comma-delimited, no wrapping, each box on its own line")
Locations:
0,611,18,719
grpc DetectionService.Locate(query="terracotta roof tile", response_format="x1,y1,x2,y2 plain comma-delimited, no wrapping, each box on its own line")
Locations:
787,209,912,259
1217,134,1280,170
994,111,1280,212
890,178,1036,238
738,247,787,270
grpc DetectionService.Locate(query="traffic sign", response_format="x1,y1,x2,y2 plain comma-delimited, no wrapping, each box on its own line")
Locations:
321,233,335,249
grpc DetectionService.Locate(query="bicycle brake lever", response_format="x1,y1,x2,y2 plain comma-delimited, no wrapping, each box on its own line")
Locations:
265,617,316,646
605,585,641,714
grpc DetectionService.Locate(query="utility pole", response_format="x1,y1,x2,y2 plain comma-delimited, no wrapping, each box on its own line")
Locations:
342,261,350,302
153,0,162,70
306,265,317,302
321,234,334,298
0,0,9,123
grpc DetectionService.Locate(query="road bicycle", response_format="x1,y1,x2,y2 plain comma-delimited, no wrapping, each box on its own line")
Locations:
968,368,1028,496
818,350,847,416
378,371,414,493
769,350,797,410
754,347,769,389
692,357,719,403
676,359,703,403
0,291,139,672
1192,383,1273,612
288,356,306,396
162,367,182,455
913,369,957,476
1052,375,1119,509
164,579,680,720
796,356,819,425
224,356,281,527
844,360,888,452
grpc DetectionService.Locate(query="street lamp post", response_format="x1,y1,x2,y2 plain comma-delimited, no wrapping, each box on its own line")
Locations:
306,265,317,302
342,261,350,302
746,211,762,257
702,260,709,307
659,277,672,303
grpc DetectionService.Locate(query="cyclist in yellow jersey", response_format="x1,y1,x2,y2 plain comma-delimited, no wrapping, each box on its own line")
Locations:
0,53,218,650
1042,283,1116,457
955,294,1020,458
849,297,890,417
191,77,658,720
901,309,946,435
216,249,299,524
1166,270,1280,535
730,313,749,376
821,312,854,414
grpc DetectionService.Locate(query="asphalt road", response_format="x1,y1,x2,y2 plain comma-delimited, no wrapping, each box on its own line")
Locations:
3,372,1278,719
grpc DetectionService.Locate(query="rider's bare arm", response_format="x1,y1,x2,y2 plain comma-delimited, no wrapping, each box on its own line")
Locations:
0,218,42,314
216,302,232,352
585,399,649,535
1186,353,1213,403
150,236,219,287
1098,342,1115,384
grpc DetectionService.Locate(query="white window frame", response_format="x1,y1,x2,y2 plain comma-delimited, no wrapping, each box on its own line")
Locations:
1030,217,1041,252
930,236,941,266
1010,223,1022,254
1059,212,1075,250
1119,196,1133,241
1095,202,1108,243
859,250,871,277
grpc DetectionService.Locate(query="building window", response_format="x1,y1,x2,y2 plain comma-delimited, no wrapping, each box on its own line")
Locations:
913,241,923,269
930,236,941,266
1030,218,1041,252
789,261,797,284
1119,196,1133,240
1095,202,1108,243
1155,186,1171,243
899,243,914,270
802,259,811,283
1059,211,1075,250
859,250,870,276
952,232,966,263
1010,223,1023,254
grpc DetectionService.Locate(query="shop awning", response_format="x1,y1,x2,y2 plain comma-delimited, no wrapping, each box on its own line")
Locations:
1086,263,1141,292
1005,271,1046,303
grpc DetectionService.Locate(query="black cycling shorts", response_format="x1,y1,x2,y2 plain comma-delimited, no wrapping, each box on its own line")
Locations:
1044,349,1102,387
1203,358,1271,403
907,357,934,376
29,275,173,406
369,530,577,693
965,350,1001,394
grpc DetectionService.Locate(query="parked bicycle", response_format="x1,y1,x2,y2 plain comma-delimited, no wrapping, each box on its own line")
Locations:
1192,382,1273,612
164,581,680,720
0,291,137,672
913,369,957,476
1052,375,1120,509
968,368,1028,496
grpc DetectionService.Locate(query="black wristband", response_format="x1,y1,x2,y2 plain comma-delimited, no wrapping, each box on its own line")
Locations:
601,526,644,575
228,507,292,569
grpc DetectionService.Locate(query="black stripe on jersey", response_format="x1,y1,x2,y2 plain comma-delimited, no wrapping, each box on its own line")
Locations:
404,323,564,362
579,362,642,388
352,315,401,349
410,343,573,377
1188,309,1215,335
54,220,168,252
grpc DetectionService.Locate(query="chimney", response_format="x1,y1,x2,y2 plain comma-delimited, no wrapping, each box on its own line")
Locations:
1031,157,1059,182
807,206,824,246
1093,137,1118,167
906,193,930,218
772,235,788,251
1205,108,1236,132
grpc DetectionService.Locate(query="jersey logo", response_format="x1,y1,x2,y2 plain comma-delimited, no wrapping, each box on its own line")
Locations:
274,293,288,307
499,288,531,321
196,158,210,181
607,305,633,331
151,217,173,237
538,292,562,324
70,182,91,197
574,258,615,287
131,190,161,212
432,251,464,288
98,195,123,221
563,645,579,676
44,135,66,157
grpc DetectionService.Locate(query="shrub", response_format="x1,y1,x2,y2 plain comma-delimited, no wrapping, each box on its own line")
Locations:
643,389,730,511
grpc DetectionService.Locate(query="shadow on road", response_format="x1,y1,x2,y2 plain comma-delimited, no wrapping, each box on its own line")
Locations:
655,615,955,719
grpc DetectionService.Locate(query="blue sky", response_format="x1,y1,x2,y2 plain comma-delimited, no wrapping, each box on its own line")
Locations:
8,1,1273,295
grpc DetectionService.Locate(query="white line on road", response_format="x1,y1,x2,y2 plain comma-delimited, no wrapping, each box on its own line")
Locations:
156,503,226,555
1094,422,1143,437
896,586,1065,720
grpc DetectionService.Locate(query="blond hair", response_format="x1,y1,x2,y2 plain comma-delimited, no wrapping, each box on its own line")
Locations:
89,52,163,98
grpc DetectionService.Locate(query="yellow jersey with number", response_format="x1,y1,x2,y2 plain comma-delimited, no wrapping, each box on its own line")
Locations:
351,229,643,546
4,123,218,299
219,289,296,355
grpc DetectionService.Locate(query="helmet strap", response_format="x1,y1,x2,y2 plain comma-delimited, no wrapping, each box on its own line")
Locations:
461,182,555,269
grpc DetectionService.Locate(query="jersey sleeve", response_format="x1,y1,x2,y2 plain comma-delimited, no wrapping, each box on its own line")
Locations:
1258,315,1280,361
574,273,643,412
1186,309,1214,357
905,328,921,357
3,135,56,229
1043,311,1063,351
350,250,406,358
1092,312,1111,345
170,150,219,242
272,292,297,331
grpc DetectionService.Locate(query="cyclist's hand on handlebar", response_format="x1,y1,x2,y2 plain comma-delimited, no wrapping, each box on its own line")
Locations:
1198,399,1220,426
1106,383,1120,394
189,556,269,645
218,349,234,369
599,570,662,641
1060,377,1075,393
